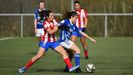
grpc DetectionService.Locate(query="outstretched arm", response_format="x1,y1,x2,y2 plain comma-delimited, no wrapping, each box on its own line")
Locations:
34,19,37,33
79,31,96,43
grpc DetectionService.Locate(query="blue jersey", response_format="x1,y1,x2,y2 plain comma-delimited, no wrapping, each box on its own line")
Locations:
59,19,80,42
34,8,46,29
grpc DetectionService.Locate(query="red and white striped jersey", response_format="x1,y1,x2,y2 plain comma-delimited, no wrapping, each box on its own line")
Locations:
42,19,58,42
75,9,87,28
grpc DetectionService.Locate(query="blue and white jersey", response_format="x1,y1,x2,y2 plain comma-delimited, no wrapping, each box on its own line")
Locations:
59,19,80,42
34,8,46,29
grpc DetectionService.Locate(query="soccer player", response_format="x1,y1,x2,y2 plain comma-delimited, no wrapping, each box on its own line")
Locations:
58,11,96,72
19,10,79,73
34,0,46,42
73,0,89,59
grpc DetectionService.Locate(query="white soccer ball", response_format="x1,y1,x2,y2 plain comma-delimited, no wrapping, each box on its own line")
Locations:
86,64,95,73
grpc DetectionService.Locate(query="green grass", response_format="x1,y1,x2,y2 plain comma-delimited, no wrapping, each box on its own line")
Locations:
0,37,133,75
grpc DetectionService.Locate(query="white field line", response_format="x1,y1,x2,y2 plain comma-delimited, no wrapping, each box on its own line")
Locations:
0,37,14,41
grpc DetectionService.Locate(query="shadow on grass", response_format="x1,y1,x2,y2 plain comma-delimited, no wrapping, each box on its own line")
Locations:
28,68,88,74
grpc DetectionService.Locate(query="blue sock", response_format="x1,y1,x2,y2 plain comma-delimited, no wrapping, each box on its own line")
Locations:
74,53,80,66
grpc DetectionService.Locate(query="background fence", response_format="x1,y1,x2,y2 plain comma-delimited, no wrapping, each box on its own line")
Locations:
0,0,133,38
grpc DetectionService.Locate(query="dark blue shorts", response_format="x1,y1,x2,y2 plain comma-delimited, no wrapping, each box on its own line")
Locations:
72,28,86,38
39,41,60,52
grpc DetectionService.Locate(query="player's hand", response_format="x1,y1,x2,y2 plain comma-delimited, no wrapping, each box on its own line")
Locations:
91,38,96,44
82,28,86,32
35,29,37,34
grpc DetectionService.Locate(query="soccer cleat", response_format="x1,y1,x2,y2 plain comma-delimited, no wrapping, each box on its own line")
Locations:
85,56,88,59
64,67,69,72
69,65,79,72
19,67,27,73
75,67,82,73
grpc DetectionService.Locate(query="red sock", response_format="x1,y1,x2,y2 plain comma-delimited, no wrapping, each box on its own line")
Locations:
84,50,88,57
64,58,72,69
25,59,35,69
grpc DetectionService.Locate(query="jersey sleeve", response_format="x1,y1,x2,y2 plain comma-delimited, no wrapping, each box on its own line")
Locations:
59,20,65,26
34,8,38,19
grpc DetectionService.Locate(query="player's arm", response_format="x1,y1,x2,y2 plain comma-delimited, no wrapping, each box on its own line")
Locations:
34,10,38,34
84,17,88,27
84,9,88,27
79,31,96,43
34,19,37,33
47,26,58,34
58,20,70,30
58,20,64,29
44,19,58,34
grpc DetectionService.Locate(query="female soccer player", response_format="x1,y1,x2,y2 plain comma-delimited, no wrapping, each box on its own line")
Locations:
19,10,79,73
73,1,89,59
58,11,96,72
34,1,46,42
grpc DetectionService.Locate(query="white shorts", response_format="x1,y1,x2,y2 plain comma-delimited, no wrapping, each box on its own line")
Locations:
60,40,74,49
35,28,44,37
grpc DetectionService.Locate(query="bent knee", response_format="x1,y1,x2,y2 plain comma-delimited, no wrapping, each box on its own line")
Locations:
75,49,80,54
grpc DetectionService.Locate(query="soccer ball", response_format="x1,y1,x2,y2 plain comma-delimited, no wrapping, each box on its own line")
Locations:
86,64,95,73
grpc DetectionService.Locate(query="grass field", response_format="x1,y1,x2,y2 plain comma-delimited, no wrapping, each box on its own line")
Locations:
0,37,133,75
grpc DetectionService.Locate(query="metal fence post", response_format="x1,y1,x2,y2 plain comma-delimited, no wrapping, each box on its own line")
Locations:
71,0,74,11
20,14,23,37
104,14,108,38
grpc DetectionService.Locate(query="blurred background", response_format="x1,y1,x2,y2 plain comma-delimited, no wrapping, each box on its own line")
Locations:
0,0,133,37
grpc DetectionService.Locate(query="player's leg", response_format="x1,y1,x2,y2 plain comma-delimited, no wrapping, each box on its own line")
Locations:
66,49,74,62
60,42,74,72
70,43,80,66
35,29,41,41
60,40,82,72
79,28,89,59
53,42,79,72
69,43,82,73
19,42,48,73
63,49,74,72
69,31,79,61
71,35,78,42
80,36,88,59
70,35,81,66
60,40,80,64
36,29,44,43
19,47,46,73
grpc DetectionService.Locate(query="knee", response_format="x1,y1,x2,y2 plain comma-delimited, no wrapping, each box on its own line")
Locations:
75,49,80,54
71,38,77,42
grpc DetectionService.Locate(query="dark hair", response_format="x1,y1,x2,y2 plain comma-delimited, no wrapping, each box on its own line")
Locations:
45,10,53,19
39,0,44,3
74,0,80,4
65,11,77,19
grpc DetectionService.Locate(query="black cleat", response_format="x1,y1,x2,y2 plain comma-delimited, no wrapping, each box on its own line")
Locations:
85,56,88,59
63,68,69,72
75,67,82,73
